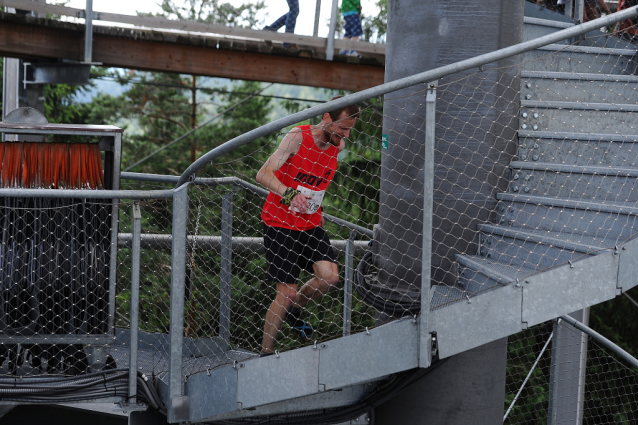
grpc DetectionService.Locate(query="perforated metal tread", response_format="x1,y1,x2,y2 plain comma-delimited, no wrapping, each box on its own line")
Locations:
523,16,574,29
477,223,615,251
518,130,638,142
497,192,638,216
522,99,638,112
521,70,638,82
535,44,637,55
510,161,638,177
455,254,538,285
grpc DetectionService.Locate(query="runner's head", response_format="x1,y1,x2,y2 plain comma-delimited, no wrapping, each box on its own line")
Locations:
321,95,360,147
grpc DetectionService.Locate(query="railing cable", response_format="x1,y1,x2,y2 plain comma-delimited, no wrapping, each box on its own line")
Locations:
123,82,274,172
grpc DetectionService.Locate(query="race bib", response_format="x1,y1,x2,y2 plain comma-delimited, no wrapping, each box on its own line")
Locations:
292,186,325,214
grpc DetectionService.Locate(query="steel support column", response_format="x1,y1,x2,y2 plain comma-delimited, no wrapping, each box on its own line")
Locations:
548,309,589,425
220,190,233,345
168,184,190,420
343,230,355,337
419,81,436,369
128,201,142,405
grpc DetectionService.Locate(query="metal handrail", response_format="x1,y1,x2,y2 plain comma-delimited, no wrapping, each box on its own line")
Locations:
176,6,638,188
122,172,374,237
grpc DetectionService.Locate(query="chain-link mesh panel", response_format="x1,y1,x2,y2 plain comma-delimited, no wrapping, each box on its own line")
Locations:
504,318,638,424
114,180,175,380
0,197,113,376
168,20,638,377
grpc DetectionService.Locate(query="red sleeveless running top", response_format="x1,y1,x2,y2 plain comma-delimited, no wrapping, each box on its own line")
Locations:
261,125,339,230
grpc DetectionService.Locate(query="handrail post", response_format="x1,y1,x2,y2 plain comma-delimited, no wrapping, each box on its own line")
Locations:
575,0,584,23
84,0,93,63
419,81,437,368
128,200,142,405
326,0,339,60
343,230,355,337
168,184,189,405
313,0,322,37
220,190,234,346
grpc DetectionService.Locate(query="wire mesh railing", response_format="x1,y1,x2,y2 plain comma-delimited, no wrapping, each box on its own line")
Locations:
4,4,638,420
504,317,638,424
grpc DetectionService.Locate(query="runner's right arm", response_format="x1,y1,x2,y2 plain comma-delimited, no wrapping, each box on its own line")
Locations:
257,128,312,212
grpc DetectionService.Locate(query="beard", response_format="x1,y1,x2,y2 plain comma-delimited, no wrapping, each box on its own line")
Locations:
323,129,341,147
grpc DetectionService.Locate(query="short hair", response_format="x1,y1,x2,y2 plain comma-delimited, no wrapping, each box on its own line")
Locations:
327,95,361,122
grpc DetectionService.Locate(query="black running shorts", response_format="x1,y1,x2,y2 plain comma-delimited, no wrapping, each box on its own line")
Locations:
263,224,336,284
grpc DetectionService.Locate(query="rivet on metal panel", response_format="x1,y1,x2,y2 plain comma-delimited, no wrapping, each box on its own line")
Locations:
524,187,530,193
366,327,370,335
533,113,539,119
499,205,505,212
525,175,531,181
520,143,527,149
522,112,528,118
513,186,519,192
521,155,527,160
533,143,539,149
525,94,532,100
521,124,527,130
526,83,531,89
532,155,539,161
533,125,538,131
499,218,505,224
480,248,486,255
568,260,574,269
514,173,519,180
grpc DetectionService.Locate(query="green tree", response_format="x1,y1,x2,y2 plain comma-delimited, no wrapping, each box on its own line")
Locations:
151,0,265,28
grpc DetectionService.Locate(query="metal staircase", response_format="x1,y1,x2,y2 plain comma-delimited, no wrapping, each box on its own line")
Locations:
433,11,638,359
166,8,638,423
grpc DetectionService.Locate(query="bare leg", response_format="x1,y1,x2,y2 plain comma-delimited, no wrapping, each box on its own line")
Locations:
294,261,339,308
261,283,297,353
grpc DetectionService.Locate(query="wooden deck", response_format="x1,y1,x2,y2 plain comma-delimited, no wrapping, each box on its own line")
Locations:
0,11,385,91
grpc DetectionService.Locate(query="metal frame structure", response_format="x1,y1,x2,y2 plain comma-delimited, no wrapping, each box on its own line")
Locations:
1,6,638,423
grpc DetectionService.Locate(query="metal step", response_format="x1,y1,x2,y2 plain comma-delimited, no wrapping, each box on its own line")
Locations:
522,44,637,75
455,254,537,294
523,16,574,44
509,161,638,202
495,192,638,244
476,223,609,270
517,130,638,168
519,100,638,135
521,70,638,104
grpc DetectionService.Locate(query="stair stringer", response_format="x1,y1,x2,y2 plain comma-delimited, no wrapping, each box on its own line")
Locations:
186,317,419,423
431,235,638,360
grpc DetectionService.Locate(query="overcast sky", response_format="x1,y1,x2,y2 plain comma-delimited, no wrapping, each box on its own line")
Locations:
65,0,379,38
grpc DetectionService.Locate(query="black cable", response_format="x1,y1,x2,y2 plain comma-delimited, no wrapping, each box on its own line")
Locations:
353,251,421,316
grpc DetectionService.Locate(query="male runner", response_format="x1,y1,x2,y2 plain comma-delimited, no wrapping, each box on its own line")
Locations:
257,95,360,356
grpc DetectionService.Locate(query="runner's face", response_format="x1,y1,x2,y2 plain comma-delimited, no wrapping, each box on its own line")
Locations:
323,112,357,147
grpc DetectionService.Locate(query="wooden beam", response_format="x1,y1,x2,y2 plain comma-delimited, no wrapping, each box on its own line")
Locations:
0,0,386,55
0,20,384,91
